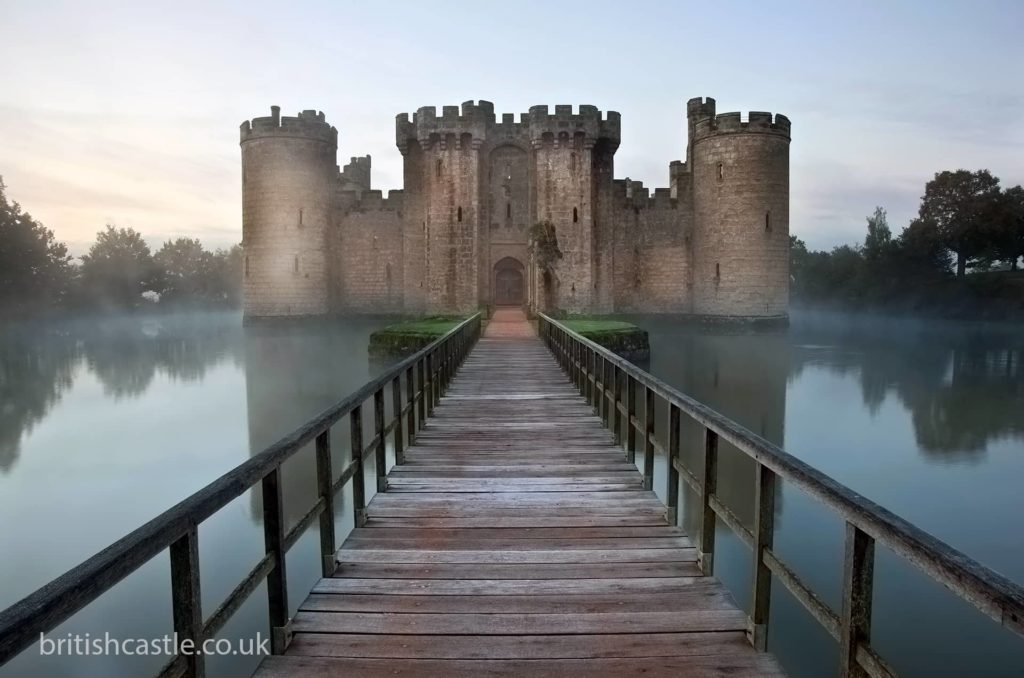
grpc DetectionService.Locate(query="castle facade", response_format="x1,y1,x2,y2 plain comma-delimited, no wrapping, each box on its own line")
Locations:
239,97,791,319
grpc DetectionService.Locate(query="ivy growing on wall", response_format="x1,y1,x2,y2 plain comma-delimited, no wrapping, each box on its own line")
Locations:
529,220,563,272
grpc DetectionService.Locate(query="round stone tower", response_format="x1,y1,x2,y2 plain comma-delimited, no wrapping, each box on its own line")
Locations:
240,106,337,318
689,98,791,320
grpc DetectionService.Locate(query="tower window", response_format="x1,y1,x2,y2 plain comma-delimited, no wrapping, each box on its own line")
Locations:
244,256,250,278
765,212,771,232
298,208,303,227
457,206,462,222
570,153,576,171
506,202,511,219
717,163,724,181
436,159,442,178
573,207,578,223
294,255,299,274
715,262,720,279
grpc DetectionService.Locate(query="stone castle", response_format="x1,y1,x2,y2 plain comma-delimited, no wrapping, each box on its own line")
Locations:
239,97,791,320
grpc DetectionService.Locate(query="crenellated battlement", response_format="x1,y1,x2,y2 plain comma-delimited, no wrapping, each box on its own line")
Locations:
396,100,621,152
240,106,337,146
396,100,494,152
692,109,791,142
612,179,678,210
527,104,620,148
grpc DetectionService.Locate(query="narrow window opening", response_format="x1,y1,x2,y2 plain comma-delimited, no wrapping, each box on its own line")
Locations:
457,206,463,222
298,208,303,227
294,255,299,273
244,256,250,278
506,202,511,218
717,163,724,181
715,262,720,279
573,207,578,223
436,159,442,178
570,153,576,171
765,211,771,232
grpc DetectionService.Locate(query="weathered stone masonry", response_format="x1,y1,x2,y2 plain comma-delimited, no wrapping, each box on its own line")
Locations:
240,97,791,320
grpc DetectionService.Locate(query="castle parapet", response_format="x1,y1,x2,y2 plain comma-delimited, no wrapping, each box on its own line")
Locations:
240,106,337,146
396,99,494,152
526,104,620,149
691,108,791,142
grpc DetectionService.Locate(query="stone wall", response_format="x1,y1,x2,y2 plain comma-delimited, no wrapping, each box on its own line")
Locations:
333,190,405,312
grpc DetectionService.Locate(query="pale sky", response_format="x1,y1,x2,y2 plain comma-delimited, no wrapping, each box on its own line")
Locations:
1,0,1021,255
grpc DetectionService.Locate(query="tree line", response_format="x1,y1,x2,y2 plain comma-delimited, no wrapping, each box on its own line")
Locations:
0,177,242,317
791,169,1024,315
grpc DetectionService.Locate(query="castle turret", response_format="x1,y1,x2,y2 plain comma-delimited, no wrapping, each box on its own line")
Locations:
396,101,494,313
689,98,791,319
527,105,621,313
240,107,337,317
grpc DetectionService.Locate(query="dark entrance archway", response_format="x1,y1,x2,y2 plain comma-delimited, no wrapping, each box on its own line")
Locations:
493,257,525,306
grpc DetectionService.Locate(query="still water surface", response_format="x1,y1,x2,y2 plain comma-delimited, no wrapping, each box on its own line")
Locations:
0,311,1021,677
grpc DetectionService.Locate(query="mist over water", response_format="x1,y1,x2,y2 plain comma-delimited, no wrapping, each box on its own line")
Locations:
0,310,1022,676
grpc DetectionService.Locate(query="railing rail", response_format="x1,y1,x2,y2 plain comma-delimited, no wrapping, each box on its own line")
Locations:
539,313,1024,678
0,313,483,676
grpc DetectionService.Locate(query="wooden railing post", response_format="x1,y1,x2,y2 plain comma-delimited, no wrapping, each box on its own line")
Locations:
373,388,387,493
425,353,435,417
749,462,776,651
315,430,336,577
392,377,404,465
169,526,205,677
840,524,875,678
643,386,655,491
612,367,622,446
626,375,637,463
261,467,291,653
350,406,366,527
404,366,415,446
584,347,592,406
666,403,680,525
699,428,718,576
417,359,426,429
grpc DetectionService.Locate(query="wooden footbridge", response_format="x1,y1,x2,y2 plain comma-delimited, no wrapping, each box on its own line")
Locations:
1,308,1022,678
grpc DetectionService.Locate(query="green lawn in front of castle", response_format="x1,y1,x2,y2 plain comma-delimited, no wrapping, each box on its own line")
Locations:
368,315,465,358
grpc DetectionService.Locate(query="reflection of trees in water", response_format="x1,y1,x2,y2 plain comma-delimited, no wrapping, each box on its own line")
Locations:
0,330,79,473
81,314,244,399
790,314,1024,461
631,317,791,534
0,313,244,473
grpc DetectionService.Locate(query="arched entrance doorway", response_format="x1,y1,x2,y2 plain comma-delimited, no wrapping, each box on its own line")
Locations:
493,257,525,306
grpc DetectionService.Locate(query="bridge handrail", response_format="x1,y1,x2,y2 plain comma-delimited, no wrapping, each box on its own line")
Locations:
0,313,483,676
539,313,1024,678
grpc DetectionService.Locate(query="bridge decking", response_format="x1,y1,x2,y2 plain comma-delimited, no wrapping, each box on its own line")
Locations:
254,309,785,677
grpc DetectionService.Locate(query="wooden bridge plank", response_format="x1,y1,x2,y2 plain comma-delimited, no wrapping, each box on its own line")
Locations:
256,309,785,677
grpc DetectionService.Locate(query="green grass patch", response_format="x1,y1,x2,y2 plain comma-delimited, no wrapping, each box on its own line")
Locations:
561,316,650,362
369,315,465,359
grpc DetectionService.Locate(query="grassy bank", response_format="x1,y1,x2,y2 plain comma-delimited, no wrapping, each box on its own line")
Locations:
562,318,650,362
368,316,464,359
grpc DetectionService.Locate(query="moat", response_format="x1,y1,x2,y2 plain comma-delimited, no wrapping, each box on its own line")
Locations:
1,311,1022,677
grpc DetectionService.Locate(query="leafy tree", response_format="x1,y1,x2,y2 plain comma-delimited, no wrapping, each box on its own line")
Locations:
213,244,244,305
863,206,893,262
918,170,1002,278
80,225,161,308
0,177,73,314
992,185,1024,271
155,237,216,304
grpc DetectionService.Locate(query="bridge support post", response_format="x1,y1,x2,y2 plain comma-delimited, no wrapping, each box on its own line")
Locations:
374,389,387,493
840,524,875,678
169,527,205,677
666,404,680,526
350,406,367,527
262,467,292,654
643,386,655,491
749,463,776,651
699,428,718,576
315,431,336,577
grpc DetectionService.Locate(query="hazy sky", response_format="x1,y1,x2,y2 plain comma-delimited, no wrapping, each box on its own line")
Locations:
1,0,1021,255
